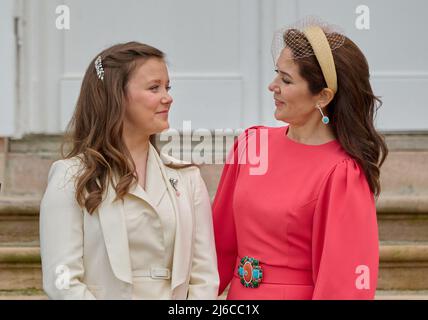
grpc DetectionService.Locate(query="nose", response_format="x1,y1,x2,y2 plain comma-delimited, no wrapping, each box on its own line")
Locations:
161,93,173,105
268,81,281,94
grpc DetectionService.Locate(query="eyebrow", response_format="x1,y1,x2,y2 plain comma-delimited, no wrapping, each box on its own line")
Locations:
275,68,293,79
147,79,170,84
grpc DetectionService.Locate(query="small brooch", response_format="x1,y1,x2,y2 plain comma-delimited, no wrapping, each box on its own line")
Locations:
169,178,180,197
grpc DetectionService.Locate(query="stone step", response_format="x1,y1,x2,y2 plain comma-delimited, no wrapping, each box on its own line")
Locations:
0,197,40,247
0,242,427,291
1,193,427,246
1,290,427,300
0,289,427,300
2,133,428,196
218,288,428,300
0,247,41,291
377,193,428,242
375,290,428,300
378,242,428,290
0,289,46,300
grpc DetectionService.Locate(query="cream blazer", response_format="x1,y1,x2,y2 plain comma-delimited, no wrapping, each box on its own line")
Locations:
39,144,219,299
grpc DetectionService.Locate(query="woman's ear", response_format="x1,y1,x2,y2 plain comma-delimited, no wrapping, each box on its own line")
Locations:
317,88,335,108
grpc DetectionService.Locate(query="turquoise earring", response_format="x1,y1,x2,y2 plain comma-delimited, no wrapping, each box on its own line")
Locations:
317,105,329,125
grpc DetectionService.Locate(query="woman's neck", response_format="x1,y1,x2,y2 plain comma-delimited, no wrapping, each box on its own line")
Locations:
122,130,151,164
287,119,336,145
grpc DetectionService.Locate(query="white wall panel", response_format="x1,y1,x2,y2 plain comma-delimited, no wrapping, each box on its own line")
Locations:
0,0,17,136
290,0,428,130
11,0,428,135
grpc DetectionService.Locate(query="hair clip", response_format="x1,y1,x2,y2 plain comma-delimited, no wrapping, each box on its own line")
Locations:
94,55,104,81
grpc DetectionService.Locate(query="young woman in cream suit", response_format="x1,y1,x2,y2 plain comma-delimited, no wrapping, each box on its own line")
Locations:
39,42,219,300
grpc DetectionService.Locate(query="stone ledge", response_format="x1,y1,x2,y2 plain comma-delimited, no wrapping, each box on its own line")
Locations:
0,289,46,300
378,242,428,290
8,131,428,151
375,290,428,300
380,243,428,263
9,135,63,154
1,244,427,291
0,290,427,300
0,289,427,300
383,133,428,151
2,192,428,216
0,197,40,215
0,243,426,264
0,247,40,263
377,193,428,214
2,144,428,196
378,213,428,242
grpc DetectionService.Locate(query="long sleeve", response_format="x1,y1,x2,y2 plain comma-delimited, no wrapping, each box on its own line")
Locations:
212,151,238,295
212,128,252,295
39,160,96,300
311,158,379,300
187,168,220,299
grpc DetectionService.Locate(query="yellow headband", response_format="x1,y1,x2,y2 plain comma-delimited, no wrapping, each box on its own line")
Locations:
302,26,338,94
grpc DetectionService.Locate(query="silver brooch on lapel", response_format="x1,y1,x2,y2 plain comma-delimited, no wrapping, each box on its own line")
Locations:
169,178,180,197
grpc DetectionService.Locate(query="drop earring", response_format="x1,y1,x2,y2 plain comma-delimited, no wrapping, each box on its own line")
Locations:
317,105,329,125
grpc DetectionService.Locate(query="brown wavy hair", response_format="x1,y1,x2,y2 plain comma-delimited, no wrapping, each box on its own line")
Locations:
62,42,190,214
284,29,388,197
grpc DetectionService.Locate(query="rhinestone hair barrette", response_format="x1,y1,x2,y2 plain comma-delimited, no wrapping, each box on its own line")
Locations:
94,55,104,81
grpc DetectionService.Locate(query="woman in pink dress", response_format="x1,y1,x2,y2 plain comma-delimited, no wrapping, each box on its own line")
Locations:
213,21,388,299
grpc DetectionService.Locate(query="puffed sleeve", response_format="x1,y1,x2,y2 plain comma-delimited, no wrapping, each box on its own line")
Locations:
212,127,259,295
311,158,379,300
187,168,220,300
39,160,96,300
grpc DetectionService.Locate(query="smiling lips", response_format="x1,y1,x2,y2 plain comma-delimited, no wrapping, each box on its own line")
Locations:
274,99,285,107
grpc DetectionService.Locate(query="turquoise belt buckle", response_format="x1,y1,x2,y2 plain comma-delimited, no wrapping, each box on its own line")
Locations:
237,256,263,288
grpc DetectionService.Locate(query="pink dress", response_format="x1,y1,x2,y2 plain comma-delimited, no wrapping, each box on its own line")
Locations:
213,125,379,300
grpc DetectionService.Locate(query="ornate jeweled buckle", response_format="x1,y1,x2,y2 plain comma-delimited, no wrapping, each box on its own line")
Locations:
237,256,263,288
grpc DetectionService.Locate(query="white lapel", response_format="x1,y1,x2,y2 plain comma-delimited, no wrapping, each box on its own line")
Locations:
98,177,133,284
97,145,166,285
156,150,195,293
97,144,194,291
128,145,167,209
